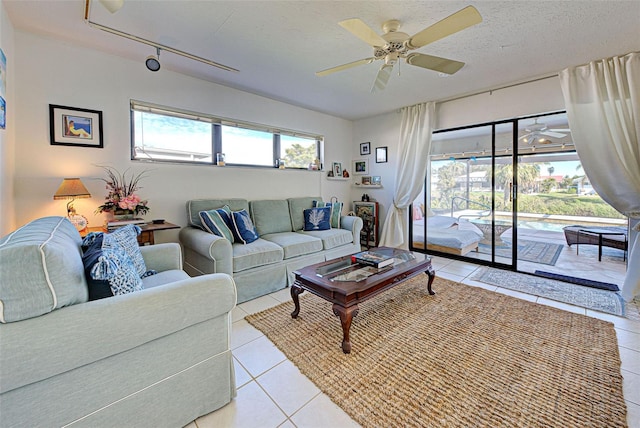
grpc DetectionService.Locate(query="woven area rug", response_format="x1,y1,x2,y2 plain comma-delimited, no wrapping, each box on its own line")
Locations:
478,239,563,266
246,277,627,428
473,267,626,316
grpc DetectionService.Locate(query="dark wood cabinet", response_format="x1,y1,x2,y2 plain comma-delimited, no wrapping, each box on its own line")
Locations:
353,201,379,249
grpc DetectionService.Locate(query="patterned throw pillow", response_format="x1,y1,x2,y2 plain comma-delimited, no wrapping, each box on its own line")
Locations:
199,208,235,243
313,201,343,228
107,225,147,276
87,232,143,296
231,209,259,244
303,207,331,231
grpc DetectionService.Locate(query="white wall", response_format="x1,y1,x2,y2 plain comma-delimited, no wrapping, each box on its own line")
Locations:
0,0,15,236
352,77,566,246
13,31,354,242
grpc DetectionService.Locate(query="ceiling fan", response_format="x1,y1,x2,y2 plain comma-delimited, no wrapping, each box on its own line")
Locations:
316,6,482,92
519,119,571,144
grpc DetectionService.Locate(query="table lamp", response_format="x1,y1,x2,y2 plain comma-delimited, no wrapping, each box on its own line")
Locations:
53,178,91,231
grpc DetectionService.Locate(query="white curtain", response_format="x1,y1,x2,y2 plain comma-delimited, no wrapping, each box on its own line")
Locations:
559,51,640,301
379,102,435,248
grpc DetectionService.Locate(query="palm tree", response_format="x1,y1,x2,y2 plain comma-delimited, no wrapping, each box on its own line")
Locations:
495,163,541,205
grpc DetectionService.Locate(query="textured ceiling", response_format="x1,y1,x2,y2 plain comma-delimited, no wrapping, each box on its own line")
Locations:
5,0,640,120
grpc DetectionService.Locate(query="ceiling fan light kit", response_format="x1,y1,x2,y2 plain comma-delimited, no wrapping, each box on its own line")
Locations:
318,5,483,91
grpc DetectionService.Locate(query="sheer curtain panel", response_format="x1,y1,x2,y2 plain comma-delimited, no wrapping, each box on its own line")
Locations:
559,52,640,301
379,102,435,248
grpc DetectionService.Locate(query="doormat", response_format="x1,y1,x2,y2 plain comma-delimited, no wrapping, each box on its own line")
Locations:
473,267,625,316
478,239,563,266
534,270,619,292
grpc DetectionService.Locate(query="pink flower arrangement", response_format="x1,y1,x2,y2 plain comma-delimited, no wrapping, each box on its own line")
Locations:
95,166,150,216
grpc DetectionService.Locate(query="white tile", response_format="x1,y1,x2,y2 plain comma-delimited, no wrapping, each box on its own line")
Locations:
239,294,283,316
535,297,586,315
231,305,248,322
586,310,640,334
435,271,465,283
616,328,640,352
234,335,287,377
619,347,640,375
196,381,287,428
270,287,294,303
290,393,360,428
626,400,640,428
257,360,321,416
622,369,640,406
233,356,253,387
231,319,264,350
438,261,477,276
493,287,537,302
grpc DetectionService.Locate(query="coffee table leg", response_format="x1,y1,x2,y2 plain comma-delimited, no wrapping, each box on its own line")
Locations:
290,283,304,318
332,304,359,354
425,266,436,295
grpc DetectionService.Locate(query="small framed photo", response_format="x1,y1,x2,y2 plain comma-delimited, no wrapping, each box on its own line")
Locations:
49,104,103,148
353,159,369,175
360,142,371,156
362,176,372,185
332,162,342,177
372,176,381,185
376,146,387,163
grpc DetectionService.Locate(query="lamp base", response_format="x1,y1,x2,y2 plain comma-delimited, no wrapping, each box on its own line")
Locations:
69,214,88,232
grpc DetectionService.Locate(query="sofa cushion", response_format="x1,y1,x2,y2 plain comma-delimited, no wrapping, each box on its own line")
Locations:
313,200,343,228
261,232,323,259
200,208,235,243
288,197,322,231
303,207,331,231
299,228,354,250
250,199,292,235
187,199,249,229
107,225,147,276
231,209,260,244
142,269,190,289
233,239,284,273
0,216,89,323
81,233,113,301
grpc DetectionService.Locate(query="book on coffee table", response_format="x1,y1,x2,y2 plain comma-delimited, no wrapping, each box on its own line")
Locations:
351,250,394,268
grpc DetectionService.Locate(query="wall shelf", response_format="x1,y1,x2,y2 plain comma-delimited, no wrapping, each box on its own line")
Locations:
354,184,383,189
326,177,351,181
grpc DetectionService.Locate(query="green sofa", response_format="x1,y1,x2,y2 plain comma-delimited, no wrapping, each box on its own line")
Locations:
0,216,237,428
179,197,363,303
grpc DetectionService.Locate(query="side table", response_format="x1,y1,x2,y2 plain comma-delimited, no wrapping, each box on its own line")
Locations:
81,221,180,245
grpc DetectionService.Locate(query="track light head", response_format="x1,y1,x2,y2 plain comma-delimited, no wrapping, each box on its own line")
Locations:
145,48,161,72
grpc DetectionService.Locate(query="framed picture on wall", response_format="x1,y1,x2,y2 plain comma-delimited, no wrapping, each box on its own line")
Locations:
352,159,369,175
360,142,371,156
332,162,342,177
362,176,372,185
376,146,388,163
49,104,104,148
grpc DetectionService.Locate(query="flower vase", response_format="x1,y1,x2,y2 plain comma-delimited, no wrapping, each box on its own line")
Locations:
108,210,136,221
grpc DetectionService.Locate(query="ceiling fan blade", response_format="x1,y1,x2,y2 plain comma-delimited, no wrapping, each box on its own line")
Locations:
371,64,394,92
541,130,568,138
316,58,375,77
339,18,388,47
549,128,571,132
407,6,482,49
406,53,465,75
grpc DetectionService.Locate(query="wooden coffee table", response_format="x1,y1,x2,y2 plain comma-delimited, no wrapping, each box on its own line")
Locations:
291,247,435,353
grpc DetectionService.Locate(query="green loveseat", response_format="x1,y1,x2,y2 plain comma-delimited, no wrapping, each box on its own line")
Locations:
0,216,237,428
179,197,363,303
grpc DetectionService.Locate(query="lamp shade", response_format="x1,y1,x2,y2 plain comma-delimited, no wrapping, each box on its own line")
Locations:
53,178,91,200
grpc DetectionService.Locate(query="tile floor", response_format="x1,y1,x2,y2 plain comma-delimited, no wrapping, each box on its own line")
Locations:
187,257,640,428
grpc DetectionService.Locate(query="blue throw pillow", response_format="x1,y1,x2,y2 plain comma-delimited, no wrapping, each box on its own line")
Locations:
81,233,113,301
200,209,235,243
304,207,331,231
313,201,343,228
231,209,259,244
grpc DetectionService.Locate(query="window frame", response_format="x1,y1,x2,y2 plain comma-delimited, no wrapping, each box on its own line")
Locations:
130,100,323,169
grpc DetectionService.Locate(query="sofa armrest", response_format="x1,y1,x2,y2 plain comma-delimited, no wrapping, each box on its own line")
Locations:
179,227,233,275
0,273,237,395
340,215,363,245
140,243,182,272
